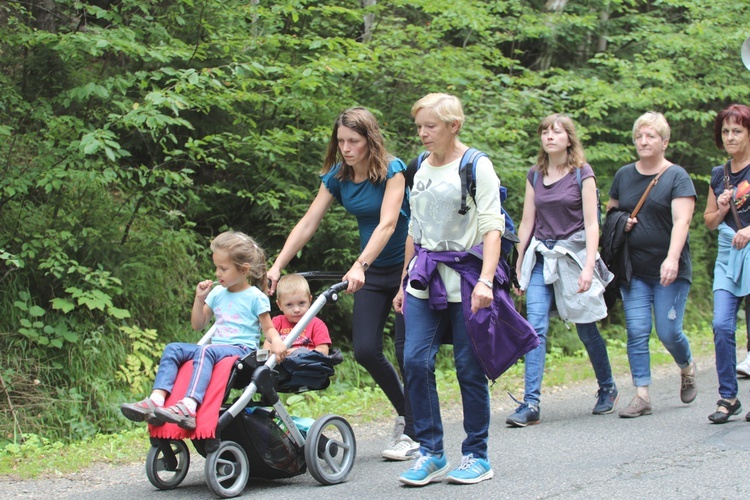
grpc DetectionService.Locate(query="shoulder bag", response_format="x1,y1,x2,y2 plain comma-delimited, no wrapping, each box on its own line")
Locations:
723,161,744,229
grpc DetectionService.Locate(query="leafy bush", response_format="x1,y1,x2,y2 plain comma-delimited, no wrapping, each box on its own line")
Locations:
1,0,748,445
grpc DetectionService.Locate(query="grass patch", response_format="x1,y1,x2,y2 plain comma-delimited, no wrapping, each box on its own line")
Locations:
0,429,151,479
0,323,718,479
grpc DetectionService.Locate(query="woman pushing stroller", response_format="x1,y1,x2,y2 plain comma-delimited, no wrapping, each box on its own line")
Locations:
267,107,418,460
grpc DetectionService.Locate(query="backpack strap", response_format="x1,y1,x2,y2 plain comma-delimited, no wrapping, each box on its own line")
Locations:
409,148,491,216
458,148,487,215
405,152,430,190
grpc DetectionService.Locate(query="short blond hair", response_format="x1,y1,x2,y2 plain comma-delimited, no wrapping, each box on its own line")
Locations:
632,111,671,142
410,93,465,133
276,274,311,300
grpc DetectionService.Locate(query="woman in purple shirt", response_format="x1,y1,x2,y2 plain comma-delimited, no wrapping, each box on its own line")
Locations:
508,113,616,427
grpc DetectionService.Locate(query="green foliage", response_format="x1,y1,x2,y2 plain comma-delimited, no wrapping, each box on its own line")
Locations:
116,326,164,397
0,0,747,444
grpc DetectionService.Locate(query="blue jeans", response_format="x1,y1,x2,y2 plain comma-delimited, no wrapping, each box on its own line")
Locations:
523,259,614,406
403,295,490,459
620,276,692,387
713,289,743,399
153,342,249,404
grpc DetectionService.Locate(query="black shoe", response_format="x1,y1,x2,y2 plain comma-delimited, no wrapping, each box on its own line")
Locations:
506,403,540,427
708,399,742,424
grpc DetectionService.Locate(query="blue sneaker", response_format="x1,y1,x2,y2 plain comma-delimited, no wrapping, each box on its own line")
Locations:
593,384,619,415
445,454,494,484
505,403,540,427
398,452,449,486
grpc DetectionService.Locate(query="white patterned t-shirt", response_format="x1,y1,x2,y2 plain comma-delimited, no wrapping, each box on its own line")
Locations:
407,154,504,302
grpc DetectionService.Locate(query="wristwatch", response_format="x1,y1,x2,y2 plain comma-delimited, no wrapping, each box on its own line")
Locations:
357,259,369,271
477,278,493,289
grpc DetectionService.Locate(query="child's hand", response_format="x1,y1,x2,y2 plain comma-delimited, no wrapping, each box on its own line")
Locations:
195,279,214,302
269,336,287,362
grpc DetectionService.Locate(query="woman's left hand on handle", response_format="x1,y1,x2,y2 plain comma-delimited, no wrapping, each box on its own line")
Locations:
343,264,365,294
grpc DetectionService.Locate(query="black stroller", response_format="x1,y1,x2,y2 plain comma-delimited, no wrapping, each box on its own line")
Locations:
143,281,356,498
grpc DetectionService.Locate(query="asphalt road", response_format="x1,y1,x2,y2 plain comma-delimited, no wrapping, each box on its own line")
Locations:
3,357,750,499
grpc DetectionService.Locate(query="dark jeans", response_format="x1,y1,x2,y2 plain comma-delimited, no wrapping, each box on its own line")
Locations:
403,295,490,458
353,263,413,439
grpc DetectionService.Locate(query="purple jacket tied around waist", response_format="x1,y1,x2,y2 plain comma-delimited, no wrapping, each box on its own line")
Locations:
408,244,539,381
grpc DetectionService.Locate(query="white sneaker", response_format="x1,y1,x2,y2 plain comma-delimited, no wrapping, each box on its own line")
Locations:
737,353,750,378
382,434,420,461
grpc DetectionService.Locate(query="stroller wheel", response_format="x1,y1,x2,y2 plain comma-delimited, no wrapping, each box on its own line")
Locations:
304,414,356,485
204,440,250,498
145,439,190,490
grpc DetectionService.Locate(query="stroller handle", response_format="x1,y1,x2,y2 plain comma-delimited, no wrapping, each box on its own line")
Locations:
218,280,348,429
198,280,348,346
326,280,348,296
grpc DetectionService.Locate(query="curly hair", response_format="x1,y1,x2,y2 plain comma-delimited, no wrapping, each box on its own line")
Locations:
632,111,671,142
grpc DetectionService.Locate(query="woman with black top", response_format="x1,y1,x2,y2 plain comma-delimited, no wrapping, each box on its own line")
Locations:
607,111,697,419
703,103,750,423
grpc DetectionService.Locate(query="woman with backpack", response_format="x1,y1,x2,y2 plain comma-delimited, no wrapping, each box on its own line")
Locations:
392,93,507,486
267,107,418,460
507,113,617,427
608,111,697,419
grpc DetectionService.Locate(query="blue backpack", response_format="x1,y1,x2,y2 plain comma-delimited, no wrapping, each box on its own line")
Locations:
405,148,520,271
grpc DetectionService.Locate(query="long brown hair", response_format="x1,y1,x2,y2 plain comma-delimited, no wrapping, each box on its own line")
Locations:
322,107,390,183
534,113,587,176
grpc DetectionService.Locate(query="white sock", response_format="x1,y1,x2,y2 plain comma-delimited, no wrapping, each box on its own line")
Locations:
182,397,198,414
150,393,165,407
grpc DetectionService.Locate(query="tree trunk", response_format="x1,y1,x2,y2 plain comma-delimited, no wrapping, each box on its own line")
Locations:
537,0,568,70
598,5,610,53
362,0,376,43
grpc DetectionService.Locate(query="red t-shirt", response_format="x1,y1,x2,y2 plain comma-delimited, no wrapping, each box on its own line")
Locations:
272,315,331,350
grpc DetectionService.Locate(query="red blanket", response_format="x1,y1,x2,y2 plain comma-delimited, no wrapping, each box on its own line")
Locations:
149,355,238,440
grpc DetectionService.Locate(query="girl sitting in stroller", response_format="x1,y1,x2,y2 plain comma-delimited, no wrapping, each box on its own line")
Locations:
120,231,286,431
